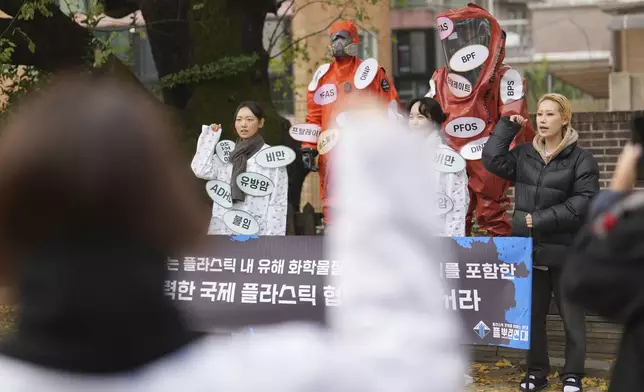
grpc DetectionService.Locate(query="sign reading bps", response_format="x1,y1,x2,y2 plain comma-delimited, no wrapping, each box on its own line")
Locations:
166,236,532,350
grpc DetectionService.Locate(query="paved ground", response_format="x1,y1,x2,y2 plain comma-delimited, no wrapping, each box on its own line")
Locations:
467,360,611,391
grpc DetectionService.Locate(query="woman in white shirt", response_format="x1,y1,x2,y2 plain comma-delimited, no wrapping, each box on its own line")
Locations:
408,97,469,237
191,101,288,236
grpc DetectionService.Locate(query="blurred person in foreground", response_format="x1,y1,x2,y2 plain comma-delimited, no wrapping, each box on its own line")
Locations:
0,75,465,391
562,139,644,392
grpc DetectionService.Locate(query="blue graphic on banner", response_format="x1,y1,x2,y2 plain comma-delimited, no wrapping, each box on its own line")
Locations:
230,234,260,242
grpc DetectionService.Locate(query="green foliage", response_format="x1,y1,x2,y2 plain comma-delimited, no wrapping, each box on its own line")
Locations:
160,53,260,89
524,60,585,112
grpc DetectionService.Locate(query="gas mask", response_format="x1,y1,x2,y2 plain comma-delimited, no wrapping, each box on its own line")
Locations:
440,17,492,89
327,30,359,58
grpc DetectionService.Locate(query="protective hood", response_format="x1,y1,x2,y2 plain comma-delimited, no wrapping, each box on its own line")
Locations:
328,21,360,58
436,3,505,95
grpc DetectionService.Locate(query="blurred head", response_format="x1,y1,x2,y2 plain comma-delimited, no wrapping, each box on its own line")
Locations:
328,21,359,58
234,101,265,139
536,93,571,139
0,73,208,281
407,97,446,132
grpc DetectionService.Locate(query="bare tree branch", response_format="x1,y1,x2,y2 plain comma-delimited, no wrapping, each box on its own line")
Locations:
266,0,294,54
269,3,350,60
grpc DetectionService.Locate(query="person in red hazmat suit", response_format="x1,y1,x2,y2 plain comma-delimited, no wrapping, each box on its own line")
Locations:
302,20,400,224
426,3,534,236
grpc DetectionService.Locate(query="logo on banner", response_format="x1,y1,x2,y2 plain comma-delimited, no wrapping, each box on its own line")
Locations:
446,73,472,98
460,136,490,161
445,117,486,139
236,172,274,197
215,140,236,164
289,123,321,144
255,146,296,168
437,17,454,40
449,45,490,73
314,84,337,105
474,321,491,339
501,68,525,104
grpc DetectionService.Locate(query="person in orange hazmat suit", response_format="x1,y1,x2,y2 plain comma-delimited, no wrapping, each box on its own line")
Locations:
426,3,534,236
302,20,400,224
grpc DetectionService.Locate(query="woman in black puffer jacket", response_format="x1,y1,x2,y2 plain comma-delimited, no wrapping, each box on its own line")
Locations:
482,93,599,392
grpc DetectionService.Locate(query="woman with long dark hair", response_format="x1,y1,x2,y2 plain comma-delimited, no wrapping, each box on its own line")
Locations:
191,101,289,236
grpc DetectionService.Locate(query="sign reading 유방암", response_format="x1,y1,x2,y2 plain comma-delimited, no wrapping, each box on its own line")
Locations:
166,235,533,349
236,172,274,197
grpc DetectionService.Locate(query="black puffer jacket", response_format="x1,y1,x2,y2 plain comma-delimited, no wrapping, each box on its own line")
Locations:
482,117,599,266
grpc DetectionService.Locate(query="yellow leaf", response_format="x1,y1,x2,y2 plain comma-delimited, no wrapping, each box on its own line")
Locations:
495,358,513,368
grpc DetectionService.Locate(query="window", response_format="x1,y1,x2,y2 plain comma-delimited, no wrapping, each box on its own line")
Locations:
392,29,437,104
358,29,378,60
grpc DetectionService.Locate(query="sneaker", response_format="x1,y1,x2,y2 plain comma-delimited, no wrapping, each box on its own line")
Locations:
562,375,583,392
520,374,549,392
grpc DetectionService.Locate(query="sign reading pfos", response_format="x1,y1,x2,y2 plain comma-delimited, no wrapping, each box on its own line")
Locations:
447,73,472,98
255,146,296,169
460,136,490,161
206,180,233,209
236,172,275,197
445,117,486,139
223,210,260,235
289,123,321,144
449,45,490,73
216,140,236,164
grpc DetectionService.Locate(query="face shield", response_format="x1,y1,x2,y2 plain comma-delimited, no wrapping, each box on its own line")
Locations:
440,17,492,92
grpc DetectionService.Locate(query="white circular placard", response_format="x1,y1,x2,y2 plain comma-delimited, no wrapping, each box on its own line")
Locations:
206,180,233,208
235,172,275,197
449,44,489,73
437,17,454,40
435,146,467,173
434,192,455,215
317,128,340,155
446,73,473,98
354,58,379,90
223,210,260,235
313,83,338,106
308,63,331,92
459,136,490,161
215,140,236,164
255,145,296,169
445,117,486,139
501,69,524,104
289,123,321,144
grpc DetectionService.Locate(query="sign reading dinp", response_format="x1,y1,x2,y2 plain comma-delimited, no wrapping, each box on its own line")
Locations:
165,236,532,349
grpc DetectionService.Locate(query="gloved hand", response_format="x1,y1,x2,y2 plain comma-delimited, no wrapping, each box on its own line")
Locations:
301,147,319,172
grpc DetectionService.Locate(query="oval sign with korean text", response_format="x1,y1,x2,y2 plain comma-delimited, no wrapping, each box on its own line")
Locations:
446,73,473,98
437,17,454,40
318,128,340,155
354,58,379,90
445,117,486,139
205,179,233,209
255,145,296,169
289,123,322,144
434,192,454,215
313,83,338,106
223,209,260,236
501,68,525,104
215,140,235,164
449,44,489,73
459,136,490,161
308,63,331,92
435,146,467,173
235,172,275,197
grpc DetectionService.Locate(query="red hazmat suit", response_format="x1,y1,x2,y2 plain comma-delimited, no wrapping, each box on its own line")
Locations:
427,4,534,236
303,21,400,224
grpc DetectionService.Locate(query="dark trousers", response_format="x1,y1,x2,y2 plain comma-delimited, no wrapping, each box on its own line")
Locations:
527,268,586,378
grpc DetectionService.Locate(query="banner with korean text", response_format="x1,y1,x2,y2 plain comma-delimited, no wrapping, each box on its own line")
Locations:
165,235,532,349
